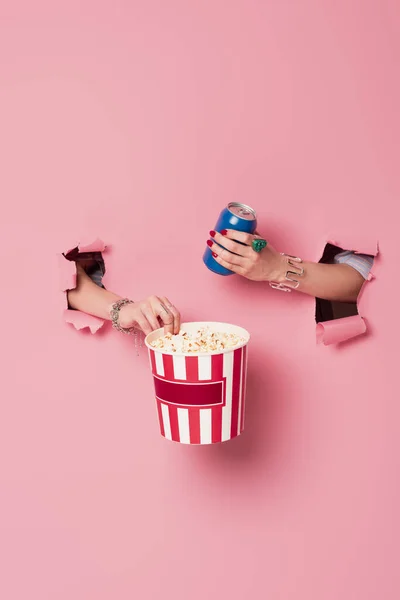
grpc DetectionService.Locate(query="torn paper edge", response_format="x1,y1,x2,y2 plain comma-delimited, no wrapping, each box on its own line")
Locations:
64,309,105,334
65,237,107,256
58,238,107,334
316,239,379,345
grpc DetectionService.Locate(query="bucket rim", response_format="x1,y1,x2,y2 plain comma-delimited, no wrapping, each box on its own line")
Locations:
144,321,250,357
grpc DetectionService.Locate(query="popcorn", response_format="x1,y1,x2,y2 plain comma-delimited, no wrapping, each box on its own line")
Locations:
150,327,245,353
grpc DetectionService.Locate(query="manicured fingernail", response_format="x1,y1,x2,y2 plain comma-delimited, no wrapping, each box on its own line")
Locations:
212,252,218,257
220,229,227,235
209,230,216,237
207,240,213,247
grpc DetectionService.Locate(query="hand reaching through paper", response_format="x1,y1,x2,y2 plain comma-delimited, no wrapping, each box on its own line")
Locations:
207,229,373,303
67,263,181,335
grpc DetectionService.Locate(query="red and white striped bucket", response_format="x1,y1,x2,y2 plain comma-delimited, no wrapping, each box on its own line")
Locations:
145,322,250,445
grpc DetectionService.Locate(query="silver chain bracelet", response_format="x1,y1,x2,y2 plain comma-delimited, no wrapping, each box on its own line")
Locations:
110,298,136,333
109,298,144,353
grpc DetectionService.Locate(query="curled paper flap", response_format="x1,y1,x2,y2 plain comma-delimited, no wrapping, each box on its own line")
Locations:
316,315,367,346
58,238,107,334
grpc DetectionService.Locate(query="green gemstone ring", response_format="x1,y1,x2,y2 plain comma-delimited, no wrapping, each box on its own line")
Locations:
251,238,267,253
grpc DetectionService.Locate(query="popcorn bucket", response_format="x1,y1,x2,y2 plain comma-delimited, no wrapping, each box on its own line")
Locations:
145,322,250,445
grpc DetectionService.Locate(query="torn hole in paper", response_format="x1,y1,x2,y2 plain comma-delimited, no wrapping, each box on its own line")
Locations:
315,239,378,346
58,238,108,334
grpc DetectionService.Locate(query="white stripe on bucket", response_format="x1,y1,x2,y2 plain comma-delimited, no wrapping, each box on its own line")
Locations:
198,354,212,380
155,352,165,377
177,408,190,444
161,403,172,440
200,409,212,444
173,355,187,380
221,351,234,442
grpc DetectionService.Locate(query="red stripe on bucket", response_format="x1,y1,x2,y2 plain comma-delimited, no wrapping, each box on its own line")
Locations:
149,349,157,375
163,354,174,380
168,406,180,442
211,354,224,443
188,408,201,444
211,406,223,443
230,347,243,439
185,356,199,382
156,400,165,437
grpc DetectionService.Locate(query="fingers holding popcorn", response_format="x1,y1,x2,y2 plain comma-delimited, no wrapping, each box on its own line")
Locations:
159,296,181,334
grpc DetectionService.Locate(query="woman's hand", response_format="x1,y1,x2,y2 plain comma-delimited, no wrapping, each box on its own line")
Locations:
118,295,181,335
207,230,285,282
207,230,368,303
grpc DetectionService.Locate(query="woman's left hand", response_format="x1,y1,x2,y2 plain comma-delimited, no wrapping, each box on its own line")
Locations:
207,230,285,282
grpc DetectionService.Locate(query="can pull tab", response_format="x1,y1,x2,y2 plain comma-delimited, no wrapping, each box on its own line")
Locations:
239,209,251,216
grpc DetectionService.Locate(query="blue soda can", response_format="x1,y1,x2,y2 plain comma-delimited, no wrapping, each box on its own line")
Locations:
203,202,257,275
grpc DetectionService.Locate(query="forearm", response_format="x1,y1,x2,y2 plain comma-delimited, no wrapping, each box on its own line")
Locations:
66,261,181,335
67,264,122,320
206,230,368,303
293,261,364,302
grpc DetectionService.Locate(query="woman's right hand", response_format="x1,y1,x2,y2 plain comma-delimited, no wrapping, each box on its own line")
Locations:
208,229,285,282
118,295,181,336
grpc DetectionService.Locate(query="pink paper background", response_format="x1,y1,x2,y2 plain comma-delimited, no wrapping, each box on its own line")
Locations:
0,2,398,599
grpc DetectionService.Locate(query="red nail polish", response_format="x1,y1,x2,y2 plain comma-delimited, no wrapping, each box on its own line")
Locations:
207,240,213,247
220,229,227,235
212,252,218,257
209,230,216,237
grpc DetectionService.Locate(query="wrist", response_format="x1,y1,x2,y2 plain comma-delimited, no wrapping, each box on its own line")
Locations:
109,298,136,333
268,253,305,291
265,253,287,283
118,303,135,329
